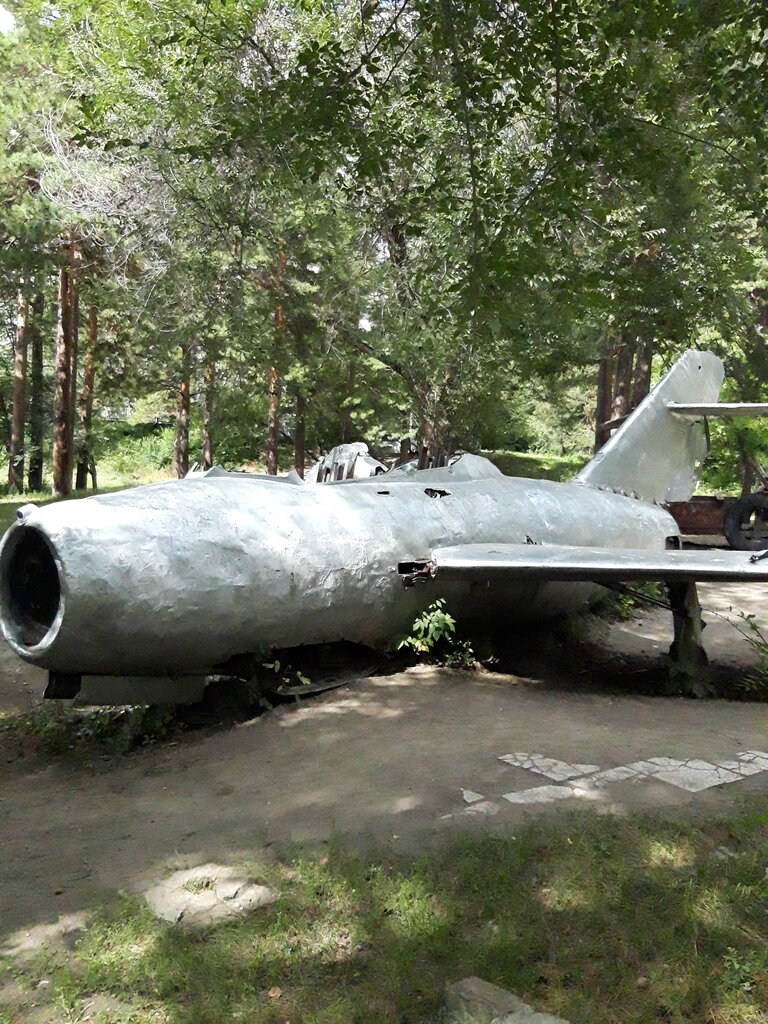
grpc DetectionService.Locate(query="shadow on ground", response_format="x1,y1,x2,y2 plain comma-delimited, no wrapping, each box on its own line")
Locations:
3,809,768,1024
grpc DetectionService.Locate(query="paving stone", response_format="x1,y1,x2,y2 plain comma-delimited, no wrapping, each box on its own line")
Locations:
502,785,577,805
652,759,741,792
718,758,765,777
493,749,765,810
624,760,658,776
461,789,485,804
80,994,139,1021
444,976,570,1024
0,913,86,962
497,754,597,782
497,753,533,768
462,801,500,815
737,750,768,770
581,765,641,786
142,862,277,926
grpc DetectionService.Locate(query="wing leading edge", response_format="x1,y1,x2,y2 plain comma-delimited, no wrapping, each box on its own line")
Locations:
431,543,768,583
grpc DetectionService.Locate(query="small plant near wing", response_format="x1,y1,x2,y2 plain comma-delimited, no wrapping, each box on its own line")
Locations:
398,599,475,668
733,612,768,698
399,599,456,655
598,581,664,622
262,659,312,688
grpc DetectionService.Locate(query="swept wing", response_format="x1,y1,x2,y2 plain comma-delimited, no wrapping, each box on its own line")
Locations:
430,543,768,583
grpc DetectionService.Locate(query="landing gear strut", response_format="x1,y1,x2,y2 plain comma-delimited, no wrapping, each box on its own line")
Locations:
666,581,713,697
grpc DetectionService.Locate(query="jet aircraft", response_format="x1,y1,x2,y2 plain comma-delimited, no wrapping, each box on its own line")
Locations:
3,349,768,704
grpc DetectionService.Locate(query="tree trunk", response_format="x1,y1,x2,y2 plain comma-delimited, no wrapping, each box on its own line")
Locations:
416,388,450,469
593,340,614,453
266,251,286,476
294,391,306,478
736,434,754,497
8,288,29,492
292,323,308,478
610,335,634,424
630,337,653,411
68,260,79,449
52,241,74,496
172,345,191,478
266,363,279,475
201,358,216,471
27,291,45,492
383,213,412,304
339,362,354,443
8,288,29,485
75,304,97,491
740,456,754,498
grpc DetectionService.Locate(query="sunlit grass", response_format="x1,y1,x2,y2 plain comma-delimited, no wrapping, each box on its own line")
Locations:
643,836,696,869
0,483,136,536
4,806,768,1023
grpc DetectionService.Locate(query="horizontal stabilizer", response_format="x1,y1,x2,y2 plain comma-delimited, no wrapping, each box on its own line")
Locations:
667,402,768,418
431,543,768,583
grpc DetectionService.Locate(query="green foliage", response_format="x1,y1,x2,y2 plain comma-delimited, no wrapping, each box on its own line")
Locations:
398,599,456,655
722,945,768,995
0,703,177,757
733,613,768,699
483,450,585,483
10,807,768,1023
95,423,177,475
597,582,664,623
262,659,311,688
398,598,475,668
3,0,768,487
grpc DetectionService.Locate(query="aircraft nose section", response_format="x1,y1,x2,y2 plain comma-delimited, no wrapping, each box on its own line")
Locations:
0,485,284,675
0,522,64,656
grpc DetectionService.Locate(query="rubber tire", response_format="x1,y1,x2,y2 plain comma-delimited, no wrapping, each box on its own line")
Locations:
723,492,768,550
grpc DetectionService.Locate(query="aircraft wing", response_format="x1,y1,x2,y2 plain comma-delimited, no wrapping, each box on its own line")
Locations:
430,543,768,583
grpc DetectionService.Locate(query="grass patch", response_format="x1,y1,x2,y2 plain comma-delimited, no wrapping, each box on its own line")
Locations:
5,806,768,1023
482,450,585,482
0,703,179,759
0,485,136,536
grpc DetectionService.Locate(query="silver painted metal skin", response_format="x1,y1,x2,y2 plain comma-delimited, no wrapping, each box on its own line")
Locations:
432,543,768,583
304,442,386,482
668,402,768,418
0,454,675,676
578,349,723,503
0,347,757,695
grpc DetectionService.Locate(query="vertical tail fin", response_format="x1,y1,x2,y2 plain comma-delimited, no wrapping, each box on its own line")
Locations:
577,349,724,504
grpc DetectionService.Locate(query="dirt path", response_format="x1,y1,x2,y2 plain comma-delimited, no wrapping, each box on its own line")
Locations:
581,581,768,671
3,665,768,939
2,583,768,945
0,643,45,715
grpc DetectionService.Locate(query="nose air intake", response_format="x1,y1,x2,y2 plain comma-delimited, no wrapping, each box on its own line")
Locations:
0,526,62,649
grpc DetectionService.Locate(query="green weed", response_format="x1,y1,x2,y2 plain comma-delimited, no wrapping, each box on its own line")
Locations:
0,703,177,758
262,659,312,688
733,612,768,699
398,599,476,668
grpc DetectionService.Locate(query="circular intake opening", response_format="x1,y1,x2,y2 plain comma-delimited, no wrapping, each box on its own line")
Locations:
1,527,61,648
